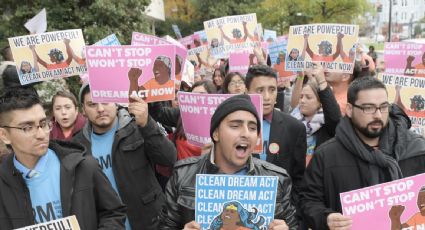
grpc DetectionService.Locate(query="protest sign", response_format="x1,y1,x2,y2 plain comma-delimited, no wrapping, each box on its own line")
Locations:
8,29,86,85
131,32,169,46
264,29,277,43
172,24,183,39
132,33,187,83
194,30,209,46
228,49,251,75
187,45,218,76
24,8,47,34
378,73,425,136
15,215,80,230
94,34,121,46
178,92,263,152
384,42,425,77
286,24,359,73
340,173,425,230
203,13,260,55
182,60,195,85
85,45,175,103
179,34,200,50
195,175,278,230
268,40,296,82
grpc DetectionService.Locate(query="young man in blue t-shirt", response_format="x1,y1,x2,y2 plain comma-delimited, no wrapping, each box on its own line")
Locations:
73,80,177,230
0,88,126,230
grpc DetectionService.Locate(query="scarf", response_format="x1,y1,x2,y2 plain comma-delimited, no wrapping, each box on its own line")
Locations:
291,106,325,137
336,117,403,185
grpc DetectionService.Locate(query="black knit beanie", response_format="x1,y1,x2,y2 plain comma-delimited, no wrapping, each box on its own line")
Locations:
210,94,261,141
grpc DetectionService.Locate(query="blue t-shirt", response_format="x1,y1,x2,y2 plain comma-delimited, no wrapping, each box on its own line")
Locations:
259,119,271,161
14,149,62,224
91,120,130,229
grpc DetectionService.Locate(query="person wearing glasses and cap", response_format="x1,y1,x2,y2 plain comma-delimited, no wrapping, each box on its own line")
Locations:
300,77,425,230
0,88,126,229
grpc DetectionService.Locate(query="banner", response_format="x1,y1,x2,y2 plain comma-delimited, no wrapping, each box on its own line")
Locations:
378,73,425,136
340,173,425,230
8,29,86,85
15,215,80,230
94,34,121,46
172,24,183,39
24,8,47,34
178,92,263,152
196,175,278,230
384,42,425,77
286,24,359,73
85,45,176,103
203,13,260,55
194,30,209,46
179,34,201,50
228,50,251,75
132,33,186,83
263,29,277,43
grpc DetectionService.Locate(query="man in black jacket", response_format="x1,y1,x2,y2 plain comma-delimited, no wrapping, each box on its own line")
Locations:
245,65,307,209
0,88,126,229
159,94,297,230
73,84,177,229
300,77,425,230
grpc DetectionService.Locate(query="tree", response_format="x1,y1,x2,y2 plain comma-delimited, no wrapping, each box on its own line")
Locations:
0,0,151,49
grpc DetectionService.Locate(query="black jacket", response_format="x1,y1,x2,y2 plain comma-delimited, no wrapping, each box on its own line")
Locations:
263,109,306,203
314,86,341,149
0,140,126,230
73,108,177,230
300,105,425,229
158,153,298,229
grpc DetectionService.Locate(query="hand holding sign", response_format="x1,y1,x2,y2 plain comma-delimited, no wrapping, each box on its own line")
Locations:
128,95,148,127
183,221,201,230
327,213,352,230
268,219,289,230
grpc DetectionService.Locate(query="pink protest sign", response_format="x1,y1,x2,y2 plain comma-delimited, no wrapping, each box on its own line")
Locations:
131,32,169,45
384,42,425,77
340,173,425,230
179,34,200,49
229,50,251,74
85,45,175,103
132,33,187,83
178,92,263,153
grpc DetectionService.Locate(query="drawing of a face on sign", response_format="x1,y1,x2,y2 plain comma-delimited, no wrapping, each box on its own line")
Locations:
209,201,266,230
153,56,172,85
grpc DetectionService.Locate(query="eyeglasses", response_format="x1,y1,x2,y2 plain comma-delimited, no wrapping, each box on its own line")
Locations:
229,80,245,87
1,121,53,136
352,104,390,114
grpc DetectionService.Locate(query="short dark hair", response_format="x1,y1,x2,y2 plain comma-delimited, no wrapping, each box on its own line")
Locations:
52,91,78,109
347,77,387,104
222,72,245,94
245,65,277,90
0,88,41,125
191,80,217,94
0,46,11,61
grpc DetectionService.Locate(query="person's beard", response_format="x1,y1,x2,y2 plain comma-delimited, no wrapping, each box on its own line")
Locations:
353,119,386,138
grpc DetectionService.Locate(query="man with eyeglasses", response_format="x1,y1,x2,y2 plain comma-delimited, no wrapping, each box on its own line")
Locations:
0,88,126,229
300,77,425,230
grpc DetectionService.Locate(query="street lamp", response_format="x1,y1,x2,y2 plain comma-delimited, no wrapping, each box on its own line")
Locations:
388,0,392,42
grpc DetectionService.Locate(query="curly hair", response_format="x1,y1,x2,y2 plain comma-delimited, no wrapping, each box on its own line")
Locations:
209,201,266,230
48,48,65,62
411,95,425,111
232,28,242,39
317,41,333,56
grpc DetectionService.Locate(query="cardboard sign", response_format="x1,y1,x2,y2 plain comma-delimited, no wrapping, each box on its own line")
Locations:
378,73,425,136
340,173,425,230
8,29,86,85
85,45,176,103
15,215,80,230
178,92,263,153
286,24,359,73
384,42,425,77
196,175,278,230
264,29,277,43
24,8,47,34
94,34,121,46
203,13,260,55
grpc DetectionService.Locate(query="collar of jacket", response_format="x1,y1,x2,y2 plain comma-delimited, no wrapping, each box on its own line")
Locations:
81,107,133,141
203,146,256,175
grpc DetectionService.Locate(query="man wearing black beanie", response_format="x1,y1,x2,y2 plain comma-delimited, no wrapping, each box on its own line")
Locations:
159,94,298,230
